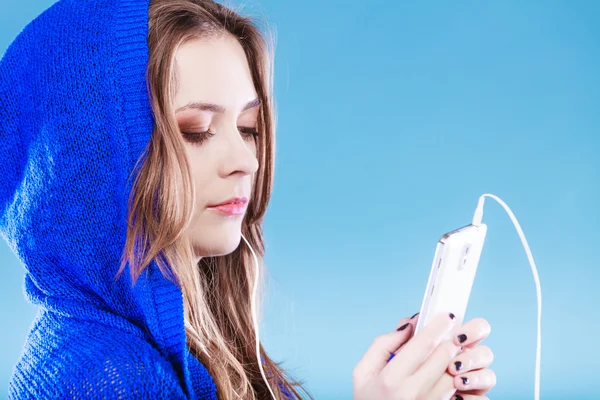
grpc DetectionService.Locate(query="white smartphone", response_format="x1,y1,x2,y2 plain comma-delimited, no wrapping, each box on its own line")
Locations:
414,223,487,337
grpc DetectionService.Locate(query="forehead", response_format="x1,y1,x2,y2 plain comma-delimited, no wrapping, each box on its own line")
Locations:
173,34,257,109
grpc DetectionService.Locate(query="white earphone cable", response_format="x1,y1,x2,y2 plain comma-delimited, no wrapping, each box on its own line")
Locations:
472,194,542,400
241,233,278,400
240,193,542,400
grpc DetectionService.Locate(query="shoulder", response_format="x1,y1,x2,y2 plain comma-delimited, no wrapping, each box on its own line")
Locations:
9,313,187,399
62,339,188,399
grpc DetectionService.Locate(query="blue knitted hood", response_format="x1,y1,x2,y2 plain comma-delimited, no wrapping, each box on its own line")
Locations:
0,0,216,398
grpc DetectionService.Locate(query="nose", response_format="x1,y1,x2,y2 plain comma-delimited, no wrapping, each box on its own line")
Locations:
217,124,259,179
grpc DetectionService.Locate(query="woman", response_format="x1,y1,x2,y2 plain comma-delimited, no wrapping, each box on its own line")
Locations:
0,0,495,399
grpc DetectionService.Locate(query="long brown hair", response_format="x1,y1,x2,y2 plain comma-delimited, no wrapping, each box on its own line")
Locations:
117,0,311,398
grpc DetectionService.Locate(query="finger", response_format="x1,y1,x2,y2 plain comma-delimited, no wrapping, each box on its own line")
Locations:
387,317,415,362
423,372,456,400
387,313,420,362
449,345,494,376
454,369,497,393
396,311,419,332
394,315,414,331
456,389,489,396
452,394,489,400
453,318,491,348
386,312,458,377
408,312,420,333
353,324,414,387
411,340,461,393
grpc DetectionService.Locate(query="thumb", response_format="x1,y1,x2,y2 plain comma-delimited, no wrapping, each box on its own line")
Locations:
353,318,414,387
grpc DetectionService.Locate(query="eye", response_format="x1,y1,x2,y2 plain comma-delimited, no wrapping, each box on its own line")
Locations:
180,127,258,146
239,127,259,141
181,129,215,146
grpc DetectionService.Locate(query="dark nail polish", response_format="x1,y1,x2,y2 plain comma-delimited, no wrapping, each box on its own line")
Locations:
387,352,395,362
454,361,463,371
449,312,456,319
461,376,469,385
457,334,467,343
410,312,419,319
455,395,464,400
397,323,409,331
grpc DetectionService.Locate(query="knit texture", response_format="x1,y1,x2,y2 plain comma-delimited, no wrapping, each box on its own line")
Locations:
0,0,241,398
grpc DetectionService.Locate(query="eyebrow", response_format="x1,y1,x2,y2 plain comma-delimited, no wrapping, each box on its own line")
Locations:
175,98,260,113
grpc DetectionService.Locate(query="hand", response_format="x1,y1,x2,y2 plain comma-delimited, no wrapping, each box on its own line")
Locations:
447,318,496,400
353,312,463,400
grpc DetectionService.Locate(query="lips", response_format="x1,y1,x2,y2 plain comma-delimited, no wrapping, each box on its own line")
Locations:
207,197,248,216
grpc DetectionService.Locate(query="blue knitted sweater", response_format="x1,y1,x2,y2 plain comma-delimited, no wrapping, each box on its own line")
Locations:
0,0,268,398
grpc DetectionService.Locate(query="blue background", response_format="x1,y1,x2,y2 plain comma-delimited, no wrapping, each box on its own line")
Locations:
1,0,598,399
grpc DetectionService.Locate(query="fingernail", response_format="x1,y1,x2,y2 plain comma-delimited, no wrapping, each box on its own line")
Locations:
387,353,395,362
461,376,469,385
449,312,456,320
397,323,409,331
457,334,467,343
410,312,419,319
455,395,464,400
454,361,463,371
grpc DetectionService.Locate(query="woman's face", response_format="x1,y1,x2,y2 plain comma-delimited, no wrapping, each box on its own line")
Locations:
173,34,259,261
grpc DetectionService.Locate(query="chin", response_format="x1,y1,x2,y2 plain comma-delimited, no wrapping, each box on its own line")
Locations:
212,234,242,256
192,228,243,258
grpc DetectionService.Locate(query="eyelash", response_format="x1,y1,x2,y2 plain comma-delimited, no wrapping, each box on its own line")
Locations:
181,127,259,146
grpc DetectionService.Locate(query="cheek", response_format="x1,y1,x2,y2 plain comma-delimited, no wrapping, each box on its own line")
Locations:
248,138,258,157
248,139,259,184
184,146,213,201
